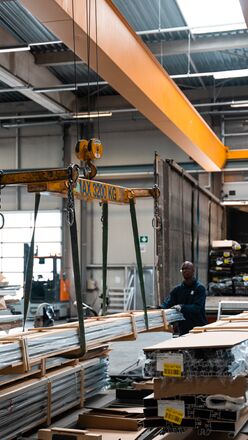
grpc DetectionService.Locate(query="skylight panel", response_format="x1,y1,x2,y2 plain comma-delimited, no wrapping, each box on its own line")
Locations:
177,0,246,34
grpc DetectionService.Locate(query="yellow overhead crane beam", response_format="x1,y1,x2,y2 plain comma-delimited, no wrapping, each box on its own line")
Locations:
19,0,248,171
17,0,228,172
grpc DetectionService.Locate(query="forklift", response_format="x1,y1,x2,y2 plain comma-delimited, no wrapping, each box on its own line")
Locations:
24,243,70,320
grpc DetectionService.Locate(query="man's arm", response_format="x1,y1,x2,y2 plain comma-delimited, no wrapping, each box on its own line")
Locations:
181,285,206,318
161,288,177,309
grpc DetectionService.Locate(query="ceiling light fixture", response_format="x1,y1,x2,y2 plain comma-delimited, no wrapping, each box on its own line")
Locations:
0,45,30,53
213,69,248,79
0,86,30,93
33,85,78,93
72,111,112,119
2,121,59,129
170,70,248,80
230,101,248,108
29,40,62,47
222,200,248,206
171,72,213,79
176,0,246,34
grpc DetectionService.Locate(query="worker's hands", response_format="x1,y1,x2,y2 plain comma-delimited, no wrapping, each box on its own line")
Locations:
173,304,182,312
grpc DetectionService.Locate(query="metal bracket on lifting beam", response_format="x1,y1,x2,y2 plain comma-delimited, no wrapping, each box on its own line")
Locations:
0,166,159,204
0,166,79,186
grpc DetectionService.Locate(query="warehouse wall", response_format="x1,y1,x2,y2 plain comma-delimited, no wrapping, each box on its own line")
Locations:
156,159,224,303
0,125,64,210
94,113,189,166
0,115,230,310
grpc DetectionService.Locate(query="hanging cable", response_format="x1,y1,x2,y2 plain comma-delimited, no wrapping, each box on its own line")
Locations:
208,200,212,285
196,188,200,279
95,0,100,139
187,31,191,74
72,0,80,142
69,2,86,354
191,185,195,264
86,0,92,138
181,170,186,262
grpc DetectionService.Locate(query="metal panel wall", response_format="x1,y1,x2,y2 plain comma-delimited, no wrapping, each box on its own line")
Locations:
0,125,63,211
156,158,224,302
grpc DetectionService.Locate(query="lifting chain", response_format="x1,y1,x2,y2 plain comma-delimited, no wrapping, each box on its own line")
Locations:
152,184,161,231
0,171,5,230
66,164,79,226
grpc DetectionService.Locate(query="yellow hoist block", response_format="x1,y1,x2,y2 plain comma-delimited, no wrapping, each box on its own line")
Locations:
75,138,103,162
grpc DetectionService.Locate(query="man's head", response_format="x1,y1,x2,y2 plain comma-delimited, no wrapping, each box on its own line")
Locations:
180,261,194,282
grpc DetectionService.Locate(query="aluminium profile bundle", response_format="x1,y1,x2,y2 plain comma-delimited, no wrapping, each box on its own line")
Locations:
144,339,248,378
0,310,167,372
0,356,109,440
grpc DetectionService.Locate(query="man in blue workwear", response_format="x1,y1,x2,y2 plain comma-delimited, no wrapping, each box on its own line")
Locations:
161,261,207,335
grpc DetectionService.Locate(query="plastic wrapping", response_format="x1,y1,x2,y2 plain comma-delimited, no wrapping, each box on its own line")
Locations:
205,394,246,411
164,308,185,324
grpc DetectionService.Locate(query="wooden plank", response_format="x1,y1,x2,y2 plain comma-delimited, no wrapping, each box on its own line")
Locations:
38,427,102,440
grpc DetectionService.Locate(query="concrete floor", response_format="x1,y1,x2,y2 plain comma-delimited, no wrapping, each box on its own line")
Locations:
109,331,172,375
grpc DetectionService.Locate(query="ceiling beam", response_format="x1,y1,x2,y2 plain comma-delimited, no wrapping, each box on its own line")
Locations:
34,50,83,66
148,33,248,57
0,27,74,113
34,33,248,67
19,0,227,171
184,84,248,102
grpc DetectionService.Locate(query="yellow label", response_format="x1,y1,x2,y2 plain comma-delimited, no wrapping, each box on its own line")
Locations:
164,407,183,425
223,252,230,257
163,363,182,377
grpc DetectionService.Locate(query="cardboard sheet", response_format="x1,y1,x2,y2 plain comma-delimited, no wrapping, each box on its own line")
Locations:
154,376,247,399
144,331,248,351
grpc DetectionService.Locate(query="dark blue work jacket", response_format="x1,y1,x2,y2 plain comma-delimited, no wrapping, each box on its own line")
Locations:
161,279,207,335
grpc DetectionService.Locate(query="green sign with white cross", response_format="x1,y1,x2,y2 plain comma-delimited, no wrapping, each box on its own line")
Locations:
140,235,148,244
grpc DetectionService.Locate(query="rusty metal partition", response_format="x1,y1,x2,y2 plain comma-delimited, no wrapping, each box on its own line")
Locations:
156,157,223,303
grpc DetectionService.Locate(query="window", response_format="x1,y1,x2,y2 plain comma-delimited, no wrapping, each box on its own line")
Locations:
0,211,62,287
177,0,246,34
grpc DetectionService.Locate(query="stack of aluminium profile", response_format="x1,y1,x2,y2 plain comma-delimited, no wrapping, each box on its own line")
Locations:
0,310,168,440
0,355,109,440
163,308,185,324
0,310,167,372
143,329,248,436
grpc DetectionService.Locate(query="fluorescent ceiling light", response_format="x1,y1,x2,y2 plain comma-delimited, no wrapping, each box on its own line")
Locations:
170,69,248,80
0,46,30,53
231,101,248,108
33,85,78,93
213,69,248,79
29,40,62,47
0,86,30,93
222,200,248,206
2,121,59,129
171,72,213,79
72,111,112,119
177,0,246,34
